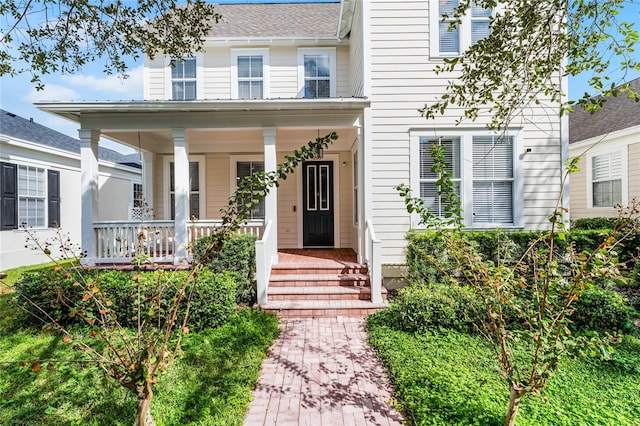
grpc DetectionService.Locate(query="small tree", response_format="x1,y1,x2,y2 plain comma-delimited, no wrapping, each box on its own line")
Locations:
397,143,639,426
2,133,338,426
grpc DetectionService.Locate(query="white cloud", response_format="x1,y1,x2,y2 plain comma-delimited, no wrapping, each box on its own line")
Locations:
22,84,80,103
61,65,144,98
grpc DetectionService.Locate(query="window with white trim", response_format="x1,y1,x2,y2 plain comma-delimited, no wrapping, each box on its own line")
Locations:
170,57,197,100
297,48,336,98
412,132,521,227
132,182,144,208
231,49,269,100
430,0,492,57
235,160,265,219
591,152,623,207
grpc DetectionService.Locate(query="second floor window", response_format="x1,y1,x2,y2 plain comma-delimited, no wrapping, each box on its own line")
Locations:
304,54,331,98
171,57,196,100
433,0,491,56
237,56,264,99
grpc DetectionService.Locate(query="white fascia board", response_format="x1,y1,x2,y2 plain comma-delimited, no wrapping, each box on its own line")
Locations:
569,124,640,154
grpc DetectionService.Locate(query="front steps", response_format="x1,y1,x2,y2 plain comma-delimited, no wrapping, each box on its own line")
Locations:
261,255,388,318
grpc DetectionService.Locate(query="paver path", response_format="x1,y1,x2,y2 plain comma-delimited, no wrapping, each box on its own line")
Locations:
244,317,405,426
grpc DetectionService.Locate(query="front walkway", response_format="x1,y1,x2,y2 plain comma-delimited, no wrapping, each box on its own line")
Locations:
244,317,405,426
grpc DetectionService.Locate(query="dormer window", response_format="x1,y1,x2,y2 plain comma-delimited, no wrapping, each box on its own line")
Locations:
171,57,197,101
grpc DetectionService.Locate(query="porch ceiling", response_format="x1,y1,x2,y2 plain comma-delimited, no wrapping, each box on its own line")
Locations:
105,127,357,154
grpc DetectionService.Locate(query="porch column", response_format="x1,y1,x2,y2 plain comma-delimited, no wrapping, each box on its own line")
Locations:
356,117,365,264
172,129,189,265
263,127,278,263
141,151,154,215
79,129,100,266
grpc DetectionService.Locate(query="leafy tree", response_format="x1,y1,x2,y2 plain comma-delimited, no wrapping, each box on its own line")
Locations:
422,0,640,130
398,144,640,426
0,0,220,88
2,133,338,426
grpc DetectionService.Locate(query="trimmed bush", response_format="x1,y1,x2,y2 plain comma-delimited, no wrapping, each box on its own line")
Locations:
385,283,478,333
12,268,237,331
570,286,637,333
193,232,257,305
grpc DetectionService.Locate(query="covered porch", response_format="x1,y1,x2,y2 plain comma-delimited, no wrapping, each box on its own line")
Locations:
37,99,382,305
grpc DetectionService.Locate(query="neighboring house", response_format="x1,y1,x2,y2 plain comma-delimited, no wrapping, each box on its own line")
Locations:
569,77,640,220
0,110,141,270
36,1,565,306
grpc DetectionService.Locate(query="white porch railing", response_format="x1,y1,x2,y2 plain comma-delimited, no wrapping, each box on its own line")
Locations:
93,219,264,264
365,219,383,303
255,220,277,305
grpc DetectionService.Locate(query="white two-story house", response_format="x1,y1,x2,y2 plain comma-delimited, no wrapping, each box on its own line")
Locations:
36,1,565,310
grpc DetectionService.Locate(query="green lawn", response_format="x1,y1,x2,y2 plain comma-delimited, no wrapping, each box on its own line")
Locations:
0,284,279,425
366,318,640,426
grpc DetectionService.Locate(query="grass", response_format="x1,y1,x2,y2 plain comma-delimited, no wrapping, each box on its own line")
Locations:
1,277,279,425
366,316,640,426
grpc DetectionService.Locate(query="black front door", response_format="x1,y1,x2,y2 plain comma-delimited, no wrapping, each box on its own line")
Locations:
302,161,334,247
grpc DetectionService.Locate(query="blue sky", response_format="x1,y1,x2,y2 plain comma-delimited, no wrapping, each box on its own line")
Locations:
1,0,638,154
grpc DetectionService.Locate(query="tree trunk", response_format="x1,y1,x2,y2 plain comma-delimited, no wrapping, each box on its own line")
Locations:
504,384,524,426
134,386,155,426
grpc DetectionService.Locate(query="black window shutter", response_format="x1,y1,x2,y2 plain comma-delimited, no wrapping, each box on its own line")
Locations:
1,162,18,230
47,170,61,228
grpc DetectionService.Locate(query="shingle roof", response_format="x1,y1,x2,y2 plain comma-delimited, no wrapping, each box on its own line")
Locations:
208,2,341,38
569,77,640,143
0,109,140,168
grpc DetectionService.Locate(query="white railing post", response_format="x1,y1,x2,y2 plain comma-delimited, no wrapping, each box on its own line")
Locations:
365,220,383,304
255,220,273,306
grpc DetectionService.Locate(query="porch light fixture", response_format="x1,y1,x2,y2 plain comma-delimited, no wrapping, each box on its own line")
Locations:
313,129,324,159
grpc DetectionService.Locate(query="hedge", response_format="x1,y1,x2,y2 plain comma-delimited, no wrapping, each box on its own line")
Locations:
193,232,257,305
12,268,237,332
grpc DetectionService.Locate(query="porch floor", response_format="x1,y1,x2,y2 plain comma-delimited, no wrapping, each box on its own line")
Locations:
276,248,359,265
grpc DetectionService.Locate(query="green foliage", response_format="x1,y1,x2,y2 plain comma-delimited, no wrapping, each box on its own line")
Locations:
383,284,478,333
366,321,640,425
0,1,220,88
572,217,622,230
12,268,237,332
0,309,279,425
570,286,637,333
421,0,639,130
194,233,257,305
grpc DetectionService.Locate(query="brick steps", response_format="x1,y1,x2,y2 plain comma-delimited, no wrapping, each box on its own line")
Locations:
262,255,387,318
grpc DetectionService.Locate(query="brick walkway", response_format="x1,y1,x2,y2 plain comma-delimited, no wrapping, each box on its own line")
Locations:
244,317,405,426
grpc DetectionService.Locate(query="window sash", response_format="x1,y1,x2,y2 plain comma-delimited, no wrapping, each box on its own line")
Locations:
304,54,331,98
418,137,461,217
237,56,264,99
17,165,46,227
169,161,200,220
436,0,491,55
472,136,514,225
236,161,265,219
171,58,197,100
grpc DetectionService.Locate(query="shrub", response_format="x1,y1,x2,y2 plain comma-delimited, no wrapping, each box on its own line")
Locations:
386,283,478,333
572,217,620,230
13,268,237,331
570,286,637,333
193,232,257,305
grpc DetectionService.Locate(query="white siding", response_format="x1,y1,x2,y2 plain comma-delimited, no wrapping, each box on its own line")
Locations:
349,0,365,97
366,0,562,264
